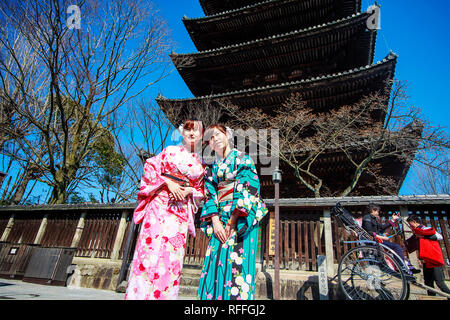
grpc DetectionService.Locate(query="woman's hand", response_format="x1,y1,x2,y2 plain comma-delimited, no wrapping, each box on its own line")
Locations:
224,222,236,240
212,215,227,243
165,179,185,201
225,212,238,239
391,213,401,222
376,234,390,242
168,185,194,201
181,187,194,199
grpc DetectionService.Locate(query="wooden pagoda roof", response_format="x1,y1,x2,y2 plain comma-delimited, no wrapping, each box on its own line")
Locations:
157,52,397,124
173,13,376,96
199,0,262,16
188,0,362,50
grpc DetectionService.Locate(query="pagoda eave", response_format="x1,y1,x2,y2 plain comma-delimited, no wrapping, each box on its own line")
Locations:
198,0,361,21
158,53,397,125
199,0,262,16
173,13,376,96
189,0,362,51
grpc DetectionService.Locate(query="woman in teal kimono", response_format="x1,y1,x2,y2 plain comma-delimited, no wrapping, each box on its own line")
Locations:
197,124,268,300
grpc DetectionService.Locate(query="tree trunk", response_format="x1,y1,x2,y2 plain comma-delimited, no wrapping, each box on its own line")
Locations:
49,165,79,204
11,170,33,204
49,184,68,204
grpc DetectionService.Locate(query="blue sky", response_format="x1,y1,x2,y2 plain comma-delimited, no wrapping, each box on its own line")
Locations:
4,1,446,202
149,0,450,195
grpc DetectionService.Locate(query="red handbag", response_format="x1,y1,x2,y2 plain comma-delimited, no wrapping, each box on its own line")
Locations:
418,238,445,267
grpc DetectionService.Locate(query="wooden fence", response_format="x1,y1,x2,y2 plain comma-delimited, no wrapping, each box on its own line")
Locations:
40,212,79,248
75,212,123,259
0,195,449,283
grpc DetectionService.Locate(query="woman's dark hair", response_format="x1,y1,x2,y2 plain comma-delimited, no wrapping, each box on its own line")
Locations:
366,203,381,214
406,214,422,224
183,120,204,133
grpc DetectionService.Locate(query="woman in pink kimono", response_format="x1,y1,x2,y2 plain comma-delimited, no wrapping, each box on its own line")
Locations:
125,120,205,300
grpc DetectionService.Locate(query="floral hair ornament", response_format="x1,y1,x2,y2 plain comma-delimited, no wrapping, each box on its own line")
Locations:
225,126,234,140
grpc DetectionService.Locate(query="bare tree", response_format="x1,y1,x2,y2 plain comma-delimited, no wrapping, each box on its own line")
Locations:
0,0,172,203
0,29,48,204
411,155,450,195
160,96,225,129
104,98,180,203
221,80,450,197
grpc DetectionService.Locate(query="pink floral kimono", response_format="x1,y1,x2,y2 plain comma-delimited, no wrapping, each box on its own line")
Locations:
125,145,205,300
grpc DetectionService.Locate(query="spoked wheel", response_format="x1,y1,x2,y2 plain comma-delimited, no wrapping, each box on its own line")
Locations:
338,245,409,300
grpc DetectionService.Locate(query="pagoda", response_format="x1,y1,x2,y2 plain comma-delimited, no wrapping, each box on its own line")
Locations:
157,0,412,198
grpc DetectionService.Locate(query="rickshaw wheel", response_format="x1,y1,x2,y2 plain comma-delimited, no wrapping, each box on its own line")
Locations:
338,245,409,300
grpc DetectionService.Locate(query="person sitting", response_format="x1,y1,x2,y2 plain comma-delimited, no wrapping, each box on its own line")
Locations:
361,203,420,274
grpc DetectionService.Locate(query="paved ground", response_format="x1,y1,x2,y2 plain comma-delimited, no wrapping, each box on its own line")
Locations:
0,279,195,300
1,278,447,300
0,278,125,300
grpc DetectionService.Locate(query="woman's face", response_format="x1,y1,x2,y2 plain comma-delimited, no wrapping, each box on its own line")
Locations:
182,122,203,147
370,209,380,218
408,220,420,229
208,127,229,154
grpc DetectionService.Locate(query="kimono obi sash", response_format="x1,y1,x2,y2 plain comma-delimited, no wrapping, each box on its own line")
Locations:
162,172,191,187
218,180,235,203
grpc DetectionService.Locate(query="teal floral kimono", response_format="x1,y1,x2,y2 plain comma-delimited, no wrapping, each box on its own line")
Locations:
197,149,268,300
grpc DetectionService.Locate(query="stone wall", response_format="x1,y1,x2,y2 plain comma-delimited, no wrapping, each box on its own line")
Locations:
255,270,344,300
67,257,122,291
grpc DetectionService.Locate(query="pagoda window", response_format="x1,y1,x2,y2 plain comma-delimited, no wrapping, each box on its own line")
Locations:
242,78,252,86
264,73,278,83
289,70,303,79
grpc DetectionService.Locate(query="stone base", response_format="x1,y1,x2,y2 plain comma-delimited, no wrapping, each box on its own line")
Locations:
255,269,345,300
66,261,449,300
178,266,344,300
67,257,122,291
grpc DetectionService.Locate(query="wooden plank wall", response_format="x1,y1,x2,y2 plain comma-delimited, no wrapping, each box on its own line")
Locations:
40,212,80,247
0,215,9,237
6,212,44,244
262,210,324,271
75,212,122,259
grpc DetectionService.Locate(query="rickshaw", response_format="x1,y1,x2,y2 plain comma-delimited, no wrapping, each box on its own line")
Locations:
331,202,449,300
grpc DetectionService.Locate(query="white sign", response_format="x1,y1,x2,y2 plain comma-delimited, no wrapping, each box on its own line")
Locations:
317,255,329,300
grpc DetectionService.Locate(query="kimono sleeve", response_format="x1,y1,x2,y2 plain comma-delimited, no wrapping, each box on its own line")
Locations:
230,155,268,237
199,166,220,237
200,166,219,221
133,149,167,224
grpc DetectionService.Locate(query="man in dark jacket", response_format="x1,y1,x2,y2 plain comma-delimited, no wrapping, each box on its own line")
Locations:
406,214,450,298
362,203,420,274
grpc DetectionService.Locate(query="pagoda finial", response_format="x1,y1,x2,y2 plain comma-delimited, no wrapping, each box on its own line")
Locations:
388,50,398,59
